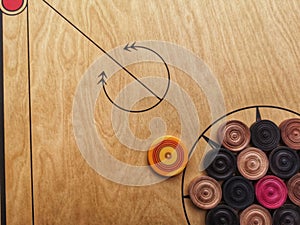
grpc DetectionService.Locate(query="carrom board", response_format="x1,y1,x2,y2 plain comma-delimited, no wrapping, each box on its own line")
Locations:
1,1,300,225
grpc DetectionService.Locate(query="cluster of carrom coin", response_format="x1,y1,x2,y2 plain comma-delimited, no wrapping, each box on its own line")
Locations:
188,118,300,225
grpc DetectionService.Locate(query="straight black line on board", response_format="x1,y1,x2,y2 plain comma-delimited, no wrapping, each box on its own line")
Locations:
42,0,162,101
0,10,7,225
26,6,35,225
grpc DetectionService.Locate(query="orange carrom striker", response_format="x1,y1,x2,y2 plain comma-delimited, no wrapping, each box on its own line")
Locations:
280,118,300,150
148,136,188,177
217,120,250,152
188,175,222,210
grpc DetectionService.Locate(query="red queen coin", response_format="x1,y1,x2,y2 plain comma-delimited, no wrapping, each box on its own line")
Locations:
255,175,287,209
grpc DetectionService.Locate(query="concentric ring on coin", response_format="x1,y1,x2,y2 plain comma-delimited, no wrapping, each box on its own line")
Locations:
237,147,269,180
280,118,300,150
148,135,188,177
217,120,250,151
188,175,222,210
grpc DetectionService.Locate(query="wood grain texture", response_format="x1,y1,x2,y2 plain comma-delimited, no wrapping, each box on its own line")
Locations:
3,0,300,224
3,12,32,225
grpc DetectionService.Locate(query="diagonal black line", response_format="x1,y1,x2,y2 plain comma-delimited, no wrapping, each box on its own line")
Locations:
42,0,162,100
0,10,6,225
26,7,35,225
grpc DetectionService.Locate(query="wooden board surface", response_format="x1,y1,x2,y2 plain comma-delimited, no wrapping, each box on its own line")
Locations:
2,0,300,224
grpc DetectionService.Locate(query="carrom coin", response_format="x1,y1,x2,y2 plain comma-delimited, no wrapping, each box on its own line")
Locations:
148,136,188,177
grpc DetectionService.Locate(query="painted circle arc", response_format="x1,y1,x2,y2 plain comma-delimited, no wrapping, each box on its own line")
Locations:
72,41,225,186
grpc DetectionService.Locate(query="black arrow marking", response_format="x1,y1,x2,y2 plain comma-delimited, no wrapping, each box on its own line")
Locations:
42,0,162,101
256,106,262,121
100,42,170,113
97,71,107,85
124,42,137,52
203,135,221,149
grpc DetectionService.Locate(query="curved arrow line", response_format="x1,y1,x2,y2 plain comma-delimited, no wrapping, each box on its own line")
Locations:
42,0,161,100
102,44,171,113
103,84,161,113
